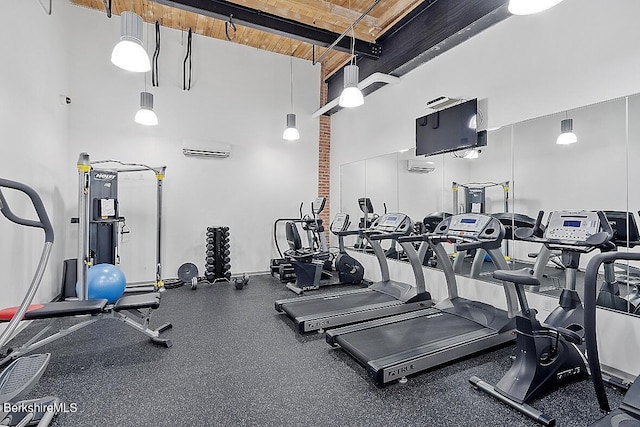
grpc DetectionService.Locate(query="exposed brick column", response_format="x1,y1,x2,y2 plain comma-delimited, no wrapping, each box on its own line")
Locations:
318,63,331,241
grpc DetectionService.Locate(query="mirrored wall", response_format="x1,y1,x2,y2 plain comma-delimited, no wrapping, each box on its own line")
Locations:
339,92,640,315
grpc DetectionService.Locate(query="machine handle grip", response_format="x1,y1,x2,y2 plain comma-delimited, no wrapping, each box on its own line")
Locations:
397,235,427,243
514,227,535,240
456,241,481,251
585,231,613,248
531,210,545,237
0,178,54,243
369,232,405,241
597,210,615,240
335,229,361,237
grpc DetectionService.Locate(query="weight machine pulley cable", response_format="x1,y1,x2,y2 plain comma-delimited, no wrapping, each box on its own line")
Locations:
183,28,193,91
152,21,161,86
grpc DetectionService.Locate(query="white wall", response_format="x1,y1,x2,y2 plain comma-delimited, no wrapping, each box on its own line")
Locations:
0,0,70,311
331,0,640,221
331,0,640,377
62,5,321,279
0,0,321,315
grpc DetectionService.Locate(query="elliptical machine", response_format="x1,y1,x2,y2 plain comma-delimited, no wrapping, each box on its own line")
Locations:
270,197,332,282
283,212,362,295
470,210,615,426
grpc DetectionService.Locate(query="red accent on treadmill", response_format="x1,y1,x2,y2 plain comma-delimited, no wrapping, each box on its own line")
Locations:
0,304,46,321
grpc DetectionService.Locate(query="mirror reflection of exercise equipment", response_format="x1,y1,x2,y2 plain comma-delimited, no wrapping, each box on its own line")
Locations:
596,211,640,313
451,181,509,277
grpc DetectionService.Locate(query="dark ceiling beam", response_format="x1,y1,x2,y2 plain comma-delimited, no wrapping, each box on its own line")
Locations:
151,0,381,59
324,0,511,114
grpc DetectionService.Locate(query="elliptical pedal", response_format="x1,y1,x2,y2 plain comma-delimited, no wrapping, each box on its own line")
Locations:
0,354,51,403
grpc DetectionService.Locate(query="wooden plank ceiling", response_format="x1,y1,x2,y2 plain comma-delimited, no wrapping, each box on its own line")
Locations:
70,0,426,78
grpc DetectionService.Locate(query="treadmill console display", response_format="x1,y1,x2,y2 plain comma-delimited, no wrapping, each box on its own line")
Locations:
372,213,412,234
545,211,600,243
446,214,492,237
330,213,349,234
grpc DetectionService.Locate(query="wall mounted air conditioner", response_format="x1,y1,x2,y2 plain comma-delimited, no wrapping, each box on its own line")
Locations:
406,159,436,173
182,140,232,159
425,96,461,110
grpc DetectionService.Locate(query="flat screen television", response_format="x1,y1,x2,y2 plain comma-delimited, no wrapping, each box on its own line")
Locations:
415,98,479,157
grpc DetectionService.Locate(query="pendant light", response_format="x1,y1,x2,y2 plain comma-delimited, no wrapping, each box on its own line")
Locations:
339,26,364,108
111,11,151,72
283,53,300,141
508,0,565,15
135,91,158,126
556,113,577,145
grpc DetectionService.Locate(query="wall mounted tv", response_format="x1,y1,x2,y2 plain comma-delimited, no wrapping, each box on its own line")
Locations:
415,98,479,157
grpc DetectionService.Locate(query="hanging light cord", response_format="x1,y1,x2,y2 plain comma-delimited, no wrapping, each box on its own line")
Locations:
102,0,111,17
350,25,356,65
152,21,161,87
183,28,193,91
289,56,294,111
225,15,237,41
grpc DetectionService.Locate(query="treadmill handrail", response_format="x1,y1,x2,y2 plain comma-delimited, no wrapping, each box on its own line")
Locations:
369,231,410,241
336,229,363,237
584,251,640,414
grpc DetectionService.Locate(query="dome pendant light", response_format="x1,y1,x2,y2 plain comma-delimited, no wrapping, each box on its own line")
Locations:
508,0,565,15
556,117,577,145
111,11,152,72
283,55,300,141
135,91,158,126
339,64,364,108
339,24,364,109
283,114,300,141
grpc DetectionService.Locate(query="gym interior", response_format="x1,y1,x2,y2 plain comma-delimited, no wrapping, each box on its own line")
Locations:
2,0,640,426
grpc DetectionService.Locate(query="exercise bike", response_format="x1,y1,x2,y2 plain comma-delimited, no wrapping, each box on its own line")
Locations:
471,210,615,426
331,213,365,285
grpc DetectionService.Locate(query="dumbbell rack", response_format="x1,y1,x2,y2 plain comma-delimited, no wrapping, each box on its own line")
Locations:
205,226,232,282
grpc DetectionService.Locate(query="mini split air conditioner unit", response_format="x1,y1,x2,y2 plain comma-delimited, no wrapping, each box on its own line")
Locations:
406,159,436,173
182,140,231,159
425,96,461,110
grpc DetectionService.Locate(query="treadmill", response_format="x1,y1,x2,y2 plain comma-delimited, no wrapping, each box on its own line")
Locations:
275,213,433,333
326,213,519,385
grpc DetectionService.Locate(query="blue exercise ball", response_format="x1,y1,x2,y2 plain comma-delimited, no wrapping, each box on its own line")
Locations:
78,263,127,303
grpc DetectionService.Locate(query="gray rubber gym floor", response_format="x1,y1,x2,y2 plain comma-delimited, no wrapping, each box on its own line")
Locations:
6,274,625,426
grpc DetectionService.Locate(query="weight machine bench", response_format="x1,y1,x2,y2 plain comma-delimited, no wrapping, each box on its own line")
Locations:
0,293,172,369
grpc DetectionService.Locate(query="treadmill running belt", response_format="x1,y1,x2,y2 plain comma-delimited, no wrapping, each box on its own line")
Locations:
281,291,397,319
336,312,486,364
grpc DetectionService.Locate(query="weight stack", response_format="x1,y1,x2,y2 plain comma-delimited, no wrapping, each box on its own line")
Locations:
205,226,232,282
